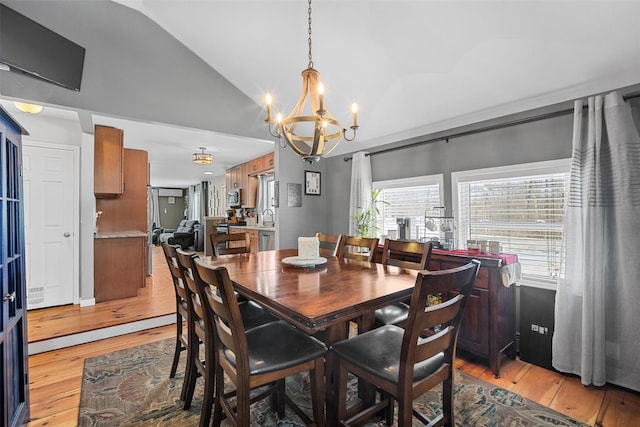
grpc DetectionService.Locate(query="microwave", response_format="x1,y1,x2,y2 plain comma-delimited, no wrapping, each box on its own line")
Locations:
228,189,241,207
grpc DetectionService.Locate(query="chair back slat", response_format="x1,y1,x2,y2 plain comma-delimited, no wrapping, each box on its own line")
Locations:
211,232,251,256
195,259,250,373
175,250,206,331
316,232,344,257
381,239,432,270
399,260,480,388
162,243,189,299
337,235,379,261
417,294,464,332
414,327,454,362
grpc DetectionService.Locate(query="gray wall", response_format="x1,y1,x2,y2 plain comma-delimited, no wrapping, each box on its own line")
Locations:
325,111,574,235
0,0,264,139
274,144,328,250
158,194,185,230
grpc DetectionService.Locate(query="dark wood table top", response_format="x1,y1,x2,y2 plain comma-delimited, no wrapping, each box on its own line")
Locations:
202,249,418,336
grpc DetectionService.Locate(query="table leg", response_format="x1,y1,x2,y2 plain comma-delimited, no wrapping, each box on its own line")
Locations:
321,321,348,425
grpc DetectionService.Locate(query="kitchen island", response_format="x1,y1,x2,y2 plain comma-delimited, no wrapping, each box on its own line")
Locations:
94,230,147,302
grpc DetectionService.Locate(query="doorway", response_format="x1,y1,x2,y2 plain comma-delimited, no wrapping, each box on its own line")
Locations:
22,142,79,309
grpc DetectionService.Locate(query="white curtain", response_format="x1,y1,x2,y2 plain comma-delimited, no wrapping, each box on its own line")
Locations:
151,187,161,228
553,91,640,391
349,151,372,236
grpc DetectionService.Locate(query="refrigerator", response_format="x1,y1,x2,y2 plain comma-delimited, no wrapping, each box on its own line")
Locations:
146,185,156,275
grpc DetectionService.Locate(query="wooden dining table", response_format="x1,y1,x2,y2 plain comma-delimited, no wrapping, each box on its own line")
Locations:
201,248,419,424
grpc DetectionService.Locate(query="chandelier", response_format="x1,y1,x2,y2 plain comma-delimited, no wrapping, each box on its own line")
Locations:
264,0,358,164
193,147,213,164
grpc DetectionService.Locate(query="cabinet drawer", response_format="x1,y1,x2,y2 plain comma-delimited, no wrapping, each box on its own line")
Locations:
441,261,488,289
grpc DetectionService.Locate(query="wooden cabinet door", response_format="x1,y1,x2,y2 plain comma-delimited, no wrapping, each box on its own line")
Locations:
450,287,490,355
263,152,275,170
248,157,264,175
1,109,30,427
94,125,124,197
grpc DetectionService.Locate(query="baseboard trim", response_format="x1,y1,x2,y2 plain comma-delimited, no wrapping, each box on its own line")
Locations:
27,314,176,355
80,298,96,307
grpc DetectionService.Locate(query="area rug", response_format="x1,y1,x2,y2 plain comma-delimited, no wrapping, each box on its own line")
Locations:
78,338,589,426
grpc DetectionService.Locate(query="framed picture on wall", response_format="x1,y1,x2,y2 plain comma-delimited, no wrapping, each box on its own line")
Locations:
305,170,321,195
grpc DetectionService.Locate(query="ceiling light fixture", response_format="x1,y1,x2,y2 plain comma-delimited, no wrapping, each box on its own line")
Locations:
14,102,44,114
264,0,358,164
193,147,213,164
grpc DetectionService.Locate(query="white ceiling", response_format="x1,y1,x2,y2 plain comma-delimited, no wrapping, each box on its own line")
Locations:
4,1,640,187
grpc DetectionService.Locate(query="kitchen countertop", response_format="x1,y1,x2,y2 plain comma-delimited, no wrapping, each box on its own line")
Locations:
228,225,275,232
95,230,148,239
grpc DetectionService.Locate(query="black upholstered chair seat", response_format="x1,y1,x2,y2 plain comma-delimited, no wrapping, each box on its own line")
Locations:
223,320,327,376
238,300,278,330
330,325,445,384
374,302,410,328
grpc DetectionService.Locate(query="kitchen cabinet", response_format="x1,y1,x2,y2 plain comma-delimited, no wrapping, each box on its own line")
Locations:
225,152,275,208
94,125,124,197
94,233,147,302
428,251,516,376
228,226,259,253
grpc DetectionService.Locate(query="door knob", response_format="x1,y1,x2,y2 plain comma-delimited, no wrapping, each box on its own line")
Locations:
64,232,71,237
3,292,16,302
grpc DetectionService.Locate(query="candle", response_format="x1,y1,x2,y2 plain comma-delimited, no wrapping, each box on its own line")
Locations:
318,83,325,112
351,102,358,127
265,92,273,121
298,236,320,259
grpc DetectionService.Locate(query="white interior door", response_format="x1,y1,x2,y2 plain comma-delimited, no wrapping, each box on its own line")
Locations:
23,143,79,309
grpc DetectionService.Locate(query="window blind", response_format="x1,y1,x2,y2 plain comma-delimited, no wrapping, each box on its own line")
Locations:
376,184,441,240
457,172,568,284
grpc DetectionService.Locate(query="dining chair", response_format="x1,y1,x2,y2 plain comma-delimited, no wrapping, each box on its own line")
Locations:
336,235,379,261
175,249,278,426
374,239,433,328
194,259,328,427
330,260,480,426
211,232,251,256
315,232,344,257
161,242,191,400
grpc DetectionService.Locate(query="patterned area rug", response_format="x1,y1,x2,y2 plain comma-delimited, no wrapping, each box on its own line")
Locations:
78,338,589,426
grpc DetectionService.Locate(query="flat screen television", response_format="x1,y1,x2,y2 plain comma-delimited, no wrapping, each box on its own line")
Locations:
0,4,85,91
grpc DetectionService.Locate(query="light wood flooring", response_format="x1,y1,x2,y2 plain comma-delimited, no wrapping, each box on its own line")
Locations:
26,246,640,426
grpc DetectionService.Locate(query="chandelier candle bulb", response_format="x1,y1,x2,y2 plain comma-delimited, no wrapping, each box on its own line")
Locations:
351,103,358,128
318,83,325,113
265,93,273,121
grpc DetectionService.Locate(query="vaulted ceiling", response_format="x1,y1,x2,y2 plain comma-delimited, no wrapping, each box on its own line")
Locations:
2,1,639,187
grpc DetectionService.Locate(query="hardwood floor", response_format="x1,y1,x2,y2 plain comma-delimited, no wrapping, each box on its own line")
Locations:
25,247,640,426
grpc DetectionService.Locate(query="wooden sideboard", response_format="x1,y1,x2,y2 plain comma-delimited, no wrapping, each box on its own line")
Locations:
429,251,516,376
373,246,517,376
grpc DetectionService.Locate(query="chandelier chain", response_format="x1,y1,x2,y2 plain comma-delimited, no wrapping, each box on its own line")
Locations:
307,0,313,69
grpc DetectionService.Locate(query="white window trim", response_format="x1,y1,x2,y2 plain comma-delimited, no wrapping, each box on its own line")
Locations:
374,174,444,197
452,159,571,289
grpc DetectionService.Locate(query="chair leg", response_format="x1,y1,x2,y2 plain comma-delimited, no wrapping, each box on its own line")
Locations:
442,377,454,426
212,366,225,427
182,338,200,410
397,395,413,427
310,357,325,427
236,379,252,427
170,312,183,378
272,379,286,419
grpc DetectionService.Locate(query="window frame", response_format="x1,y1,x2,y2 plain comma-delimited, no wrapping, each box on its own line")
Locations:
452,159,571,289
373,174,444,239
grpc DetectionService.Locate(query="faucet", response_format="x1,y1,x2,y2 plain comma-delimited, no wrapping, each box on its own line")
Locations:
261,208,274,225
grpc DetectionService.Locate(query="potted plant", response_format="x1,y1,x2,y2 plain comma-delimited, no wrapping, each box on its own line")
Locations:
354,189,389,238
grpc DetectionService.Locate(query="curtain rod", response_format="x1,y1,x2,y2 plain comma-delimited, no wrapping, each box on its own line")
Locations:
343,92,640,161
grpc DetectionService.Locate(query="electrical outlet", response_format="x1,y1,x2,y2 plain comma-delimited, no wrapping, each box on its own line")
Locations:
531,324,539,332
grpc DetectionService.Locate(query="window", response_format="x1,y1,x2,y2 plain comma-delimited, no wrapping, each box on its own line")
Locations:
452,159,571,287
373,175,444,241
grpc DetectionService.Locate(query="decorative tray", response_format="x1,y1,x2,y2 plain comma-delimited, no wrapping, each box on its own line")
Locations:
282,256,327,268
